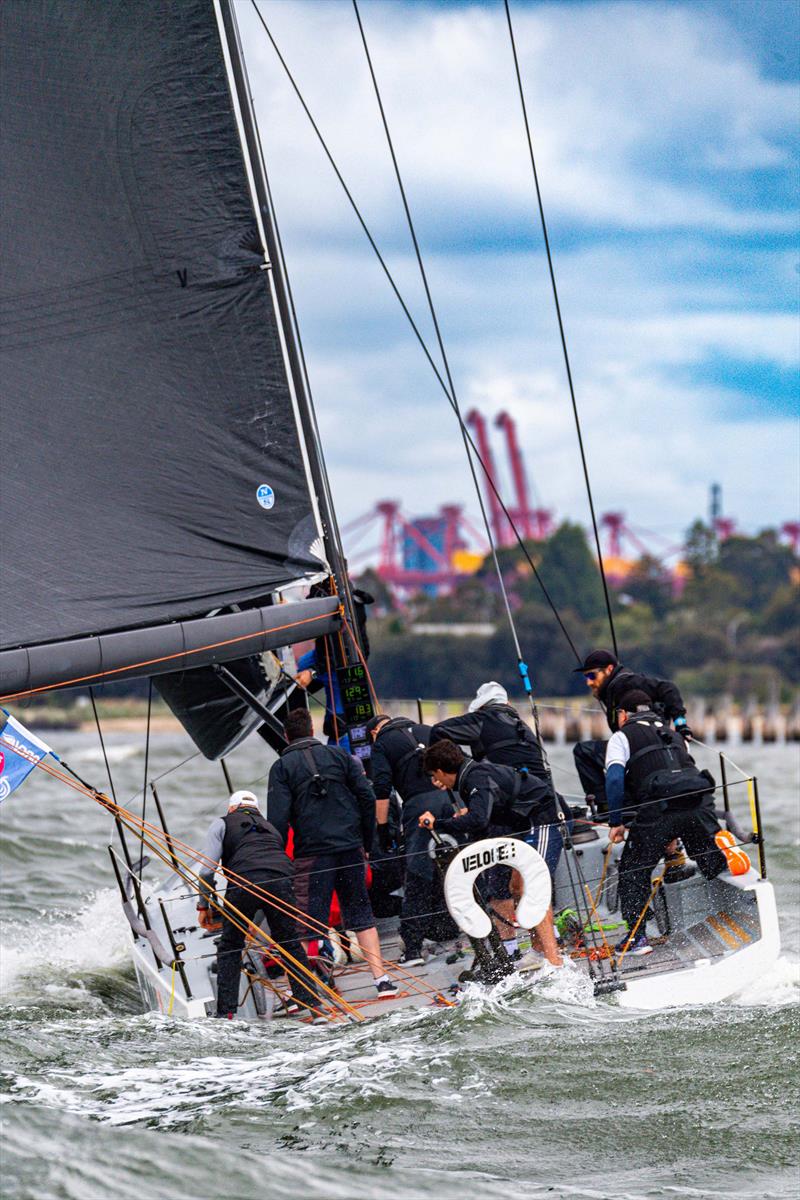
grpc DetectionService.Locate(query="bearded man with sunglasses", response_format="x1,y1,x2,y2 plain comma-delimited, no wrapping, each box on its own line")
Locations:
571,651,694,881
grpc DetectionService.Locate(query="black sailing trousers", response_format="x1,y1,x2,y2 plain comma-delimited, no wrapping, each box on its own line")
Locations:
618,799,728,930
399,793,459,955
573,739,609,809
216,875,318,1016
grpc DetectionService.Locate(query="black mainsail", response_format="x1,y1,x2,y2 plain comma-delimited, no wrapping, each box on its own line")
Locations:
0,0,349,730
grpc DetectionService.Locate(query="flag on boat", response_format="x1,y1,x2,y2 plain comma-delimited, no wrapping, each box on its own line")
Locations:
0,712,55,801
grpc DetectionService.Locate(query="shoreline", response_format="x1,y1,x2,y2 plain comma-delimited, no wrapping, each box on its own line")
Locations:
18,697,800,744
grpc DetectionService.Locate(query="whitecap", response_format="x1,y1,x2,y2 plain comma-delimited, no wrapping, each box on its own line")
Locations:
72,744,140,765
0,887,129,996
730,955,800,1007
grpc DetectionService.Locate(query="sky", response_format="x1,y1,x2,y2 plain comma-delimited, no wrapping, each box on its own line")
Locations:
235,0,799,560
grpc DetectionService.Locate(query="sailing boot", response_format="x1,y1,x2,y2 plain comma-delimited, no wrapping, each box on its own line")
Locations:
663,841,696,883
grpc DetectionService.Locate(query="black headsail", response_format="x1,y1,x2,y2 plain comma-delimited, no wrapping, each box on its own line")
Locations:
0,0,353,752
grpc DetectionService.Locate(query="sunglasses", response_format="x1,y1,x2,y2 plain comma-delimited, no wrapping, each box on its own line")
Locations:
583,670,603,680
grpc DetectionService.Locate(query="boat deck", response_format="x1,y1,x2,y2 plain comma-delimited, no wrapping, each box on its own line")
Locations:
129,833,773,1020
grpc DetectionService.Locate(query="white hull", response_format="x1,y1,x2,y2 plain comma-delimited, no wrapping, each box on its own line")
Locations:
125,831,781,1020
551,833,781,1009
614,874,780,1009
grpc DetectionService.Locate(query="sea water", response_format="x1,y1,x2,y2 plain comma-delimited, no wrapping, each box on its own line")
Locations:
1,731,797,1200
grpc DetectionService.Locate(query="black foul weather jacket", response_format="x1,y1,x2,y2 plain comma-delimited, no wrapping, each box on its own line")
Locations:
431,703,547,777
267,737,376,858
436,760,559,840
598,666,686,733
370,718,433,803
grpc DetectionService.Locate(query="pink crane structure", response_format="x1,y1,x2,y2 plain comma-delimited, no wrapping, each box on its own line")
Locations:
782,521,800,555
465,408,510,546
494,411,554,541
466,407,553,547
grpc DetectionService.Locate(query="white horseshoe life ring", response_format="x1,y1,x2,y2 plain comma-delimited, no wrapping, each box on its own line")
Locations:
443,837,551,939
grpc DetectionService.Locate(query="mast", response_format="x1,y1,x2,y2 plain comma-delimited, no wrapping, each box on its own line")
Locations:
217,0,361,664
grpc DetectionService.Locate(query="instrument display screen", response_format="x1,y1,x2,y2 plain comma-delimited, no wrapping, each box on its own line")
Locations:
336,665,375,760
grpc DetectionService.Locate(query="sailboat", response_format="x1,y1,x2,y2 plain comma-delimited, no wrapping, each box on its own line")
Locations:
0,0,779,1021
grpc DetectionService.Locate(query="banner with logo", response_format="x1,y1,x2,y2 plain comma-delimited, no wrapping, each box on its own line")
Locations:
0,712,55,801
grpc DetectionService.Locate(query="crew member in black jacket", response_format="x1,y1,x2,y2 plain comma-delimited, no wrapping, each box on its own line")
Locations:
573,649,695,880
603,691,746,957
430,681,548,779
368,714,458,965
267,709,398,997
419,741,563,966
197,790,320,1019
572,649,690,806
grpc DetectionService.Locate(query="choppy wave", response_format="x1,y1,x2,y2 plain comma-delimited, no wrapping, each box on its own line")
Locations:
0,888,130,1001
70,743,142,766
1,733,798,1199
731,955,800,1007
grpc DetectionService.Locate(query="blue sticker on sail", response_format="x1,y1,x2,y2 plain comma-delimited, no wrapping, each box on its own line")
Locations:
256,484,275,511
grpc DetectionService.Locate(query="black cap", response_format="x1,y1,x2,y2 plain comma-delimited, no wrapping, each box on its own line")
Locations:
365,714,390,735
573,649,619,674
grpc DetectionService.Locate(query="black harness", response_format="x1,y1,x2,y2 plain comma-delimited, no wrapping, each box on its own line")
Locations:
621,715,713,812
476,706,533,754
377,718,426,772
283,739,340,802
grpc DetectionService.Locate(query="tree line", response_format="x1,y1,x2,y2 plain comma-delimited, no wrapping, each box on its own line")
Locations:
360,522,799,703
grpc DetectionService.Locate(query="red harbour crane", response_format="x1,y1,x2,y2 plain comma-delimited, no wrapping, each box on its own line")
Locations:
465,408,510,547
782,521,800,554
341,501,485,597
467,407,553,546
495,411,534,540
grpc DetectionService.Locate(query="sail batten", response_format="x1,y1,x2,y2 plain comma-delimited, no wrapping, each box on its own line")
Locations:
0,0,325,654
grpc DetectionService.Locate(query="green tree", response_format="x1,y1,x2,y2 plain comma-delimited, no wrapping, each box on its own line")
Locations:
760,583,800,636
623,555,674,619
717,532,795,612
684,520,718,572
522,521,607,622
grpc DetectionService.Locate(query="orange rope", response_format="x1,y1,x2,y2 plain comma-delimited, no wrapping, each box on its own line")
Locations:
116,819,352,1022
120,784,455,1006
321,628,341,745
0,611,334,703
107,797,358,1021
590,843,613,910
20,748,453,1006
615,870,665,969
18,752,358,1020
340,613,381,711
575,843,614,961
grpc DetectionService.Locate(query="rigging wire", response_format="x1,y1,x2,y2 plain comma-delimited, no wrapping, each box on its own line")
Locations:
248,0,580,663
88,687,117,804
89,685,137,875
503,0,618,658
41,751,455,1008
347,6,617,980
352,0,534,710
4,727,757,893
223,0,361,659
141,678,152,832
350,0,567,807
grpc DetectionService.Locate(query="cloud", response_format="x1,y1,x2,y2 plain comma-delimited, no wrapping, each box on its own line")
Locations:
240,0,797,234
235,0,799,547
